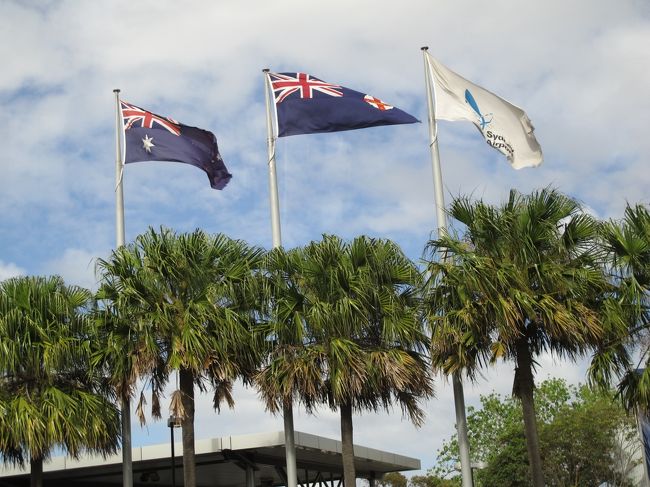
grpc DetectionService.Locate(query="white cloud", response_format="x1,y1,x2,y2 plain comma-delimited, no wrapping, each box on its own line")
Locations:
43,247,105,290
0,260,25,280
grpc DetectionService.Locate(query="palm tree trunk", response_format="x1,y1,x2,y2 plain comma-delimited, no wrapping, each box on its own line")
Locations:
121,394,133,487
340,401,356,487
30,456,43,487
180,367,196,487
514,339,545,487
452,372,474,487
283,402,298,487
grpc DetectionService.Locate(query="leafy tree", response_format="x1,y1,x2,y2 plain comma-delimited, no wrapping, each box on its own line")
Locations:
478,425,529,487
409,473,457,487
256,236,432,487
377,472,408,487
0,276,120,487
541,386,637,486
96,228,263,487
423,189,619,487
431,378,639,487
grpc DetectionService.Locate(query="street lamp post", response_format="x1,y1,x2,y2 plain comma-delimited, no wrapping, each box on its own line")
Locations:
167,415,181,487
455,461,487,487
470,461,487,487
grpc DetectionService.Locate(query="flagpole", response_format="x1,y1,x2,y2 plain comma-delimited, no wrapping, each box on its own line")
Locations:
114,89,125,249
114,88,133,487
263,69,297,487
263,69,282,248
421,47,473,487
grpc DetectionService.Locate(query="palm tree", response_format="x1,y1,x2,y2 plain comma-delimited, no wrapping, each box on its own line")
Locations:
256,235,432,487
423,189,617,487
335,236,433,486
589,203,650,409
0,276,120,487
96,227,264,487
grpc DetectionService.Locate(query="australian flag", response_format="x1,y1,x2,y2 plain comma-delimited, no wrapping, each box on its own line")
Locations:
121,101,231,190
267,72,418,137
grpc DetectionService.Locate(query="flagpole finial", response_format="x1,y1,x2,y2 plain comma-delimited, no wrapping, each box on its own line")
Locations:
262,68,270,73
113,88,121,93
421,46,429,51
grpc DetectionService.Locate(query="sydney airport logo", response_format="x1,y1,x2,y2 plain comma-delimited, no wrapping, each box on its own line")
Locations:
465,89,492,129
464,89,514,158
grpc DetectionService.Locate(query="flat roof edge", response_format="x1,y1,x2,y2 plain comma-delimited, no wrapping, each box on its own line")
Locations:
0,430,420,477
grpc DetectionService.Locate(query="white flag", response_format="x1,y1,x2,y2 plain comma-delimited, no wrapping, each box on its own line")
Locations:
426,53,542,169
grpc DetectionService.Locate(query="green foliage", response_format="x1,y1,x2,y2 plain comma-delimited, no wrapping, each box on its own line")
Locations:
254,235,433,487
431,378,639,486
409,474,457,487
424,187,614,383
95,227,264,419
0,276,120,465
590,203,650,411
95,227,264,487
255,235,433,418
377,472,408,487
477,426,529,487
541,386,638,487
423,188,619,486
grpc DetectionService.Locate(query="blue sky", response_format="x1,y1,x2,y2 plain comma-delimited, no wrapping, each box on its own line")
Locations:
1,0,649,475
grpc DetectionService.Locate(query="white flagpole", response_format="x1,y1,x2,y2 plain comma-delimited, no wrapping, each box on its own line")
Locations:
263,69,282,248
263,69,298,487
113,88,133,487
421,47,474,487
114,89,125,249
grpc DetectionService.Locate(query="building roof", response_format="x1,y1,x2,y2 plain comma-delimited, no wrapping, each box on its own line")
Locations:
0,431,420,487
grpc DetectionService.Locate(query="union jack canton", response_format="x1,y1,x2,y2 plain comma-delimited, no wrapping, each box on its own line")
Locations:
121,101,181,136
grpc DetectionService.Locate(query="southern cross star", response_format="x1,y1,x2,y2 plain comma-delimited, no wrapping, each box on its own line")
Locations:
142,134,155,153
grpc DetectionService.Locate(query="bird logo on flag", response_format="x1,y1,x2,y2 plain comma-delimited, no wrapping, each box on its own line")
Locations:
464,89,492,130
